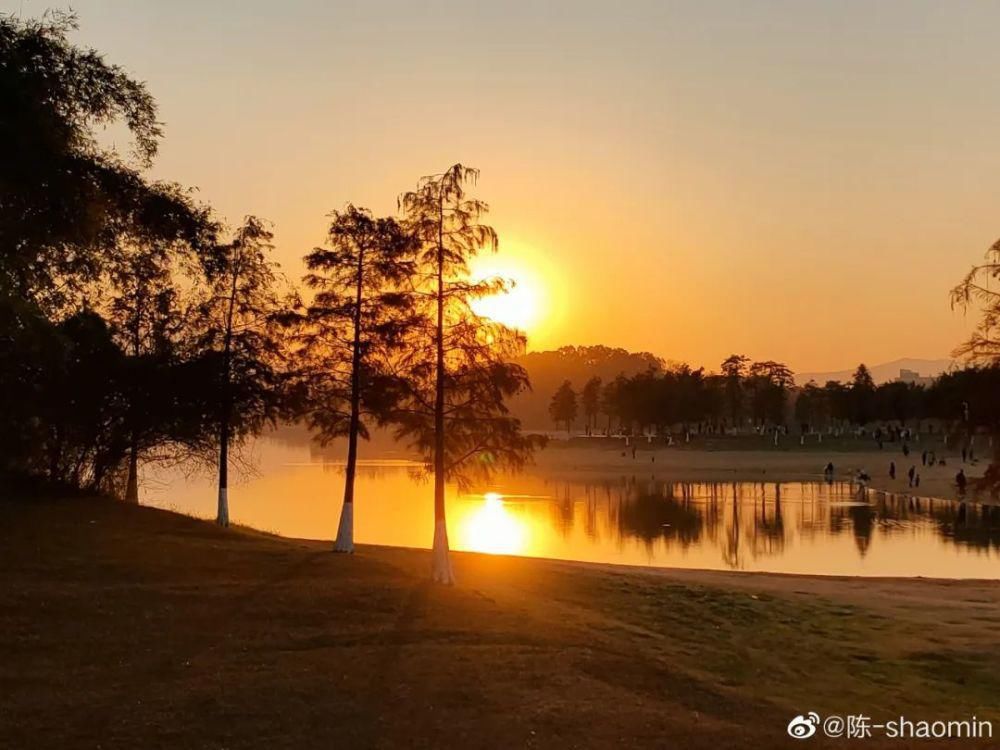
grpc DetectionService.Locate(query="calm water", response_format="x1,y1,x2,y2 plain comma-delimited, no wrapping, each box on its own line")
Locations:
143,436,1000,578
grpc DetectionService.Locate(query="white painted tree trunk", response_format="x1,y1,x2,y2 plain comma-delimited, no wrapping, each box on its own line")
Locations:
334,501,354,553
432,518,454,584
216,487,229,527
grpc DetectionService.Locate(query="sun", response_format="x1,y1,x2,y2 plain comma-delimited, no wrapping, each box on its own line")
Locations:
469,256,544,335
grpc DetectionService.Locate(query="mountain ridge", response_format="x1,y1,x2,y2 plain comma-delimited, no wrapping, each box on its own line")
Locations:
794,357,955,386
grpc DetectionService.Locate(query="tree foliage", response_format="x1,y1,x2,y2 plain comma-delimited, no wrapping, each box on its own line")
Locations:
0,14,291,503
394,165,540,489
0,12,209,310
549,380,578,433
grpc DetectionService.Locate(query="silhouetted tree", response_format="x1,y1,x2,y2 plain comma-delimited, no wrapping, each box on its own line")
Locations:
549,380,578,434
952,237,1000,363
601,375,628,433
102,194,215,502
952,237,1000,485
396,164,540,583
0,12,223,496
849,364,876,426
297,206,418,551
875,380,923,426
720,354,749,427
31,310,126,489
581,376,601,434
0,12,187,310
508,345,660,429
747,360,793,427
195,216,294,527
824,380,852,426
794,381,827,432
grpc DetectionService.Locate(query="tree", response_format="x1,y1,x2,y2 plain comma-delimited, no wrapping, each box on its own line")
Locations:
102,191,215,502
298,206,417,551
0,12,223,497
397,164,540,584
849,364,876,426
824,380,852,426
0,12,175,310
952,237,1000,362
195,216,294,527
581,376,602,434
600,375,626,433
720,354,749,428
875,381,923,426
508,345,660,429
747,360,793,427
795,381,828,432
951,240,1000,485
21,308,127,489
549,380,578,434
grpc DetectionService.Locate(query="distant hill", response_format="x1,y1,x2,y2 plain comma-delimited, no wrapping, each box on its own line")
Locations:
795,358,954,386
511,345,662,430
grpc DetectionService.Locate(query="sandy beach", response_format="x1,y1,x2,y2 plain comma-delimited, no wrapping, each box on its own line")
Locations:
533,439,988,504
3,492,999,749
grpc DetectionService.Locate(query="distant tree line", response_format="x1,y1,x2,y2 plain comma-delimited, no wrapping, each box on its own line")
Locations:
549,357,1000,442
548,355,794,436
1,13,538,583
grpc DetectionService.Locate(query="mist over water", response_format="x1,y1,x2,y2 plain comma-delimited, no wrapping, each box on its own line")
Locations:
143,435,1000,578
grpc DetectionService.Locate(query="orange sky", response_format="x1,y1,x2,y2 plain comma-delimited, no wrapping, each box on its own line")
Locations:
11,0,1000,372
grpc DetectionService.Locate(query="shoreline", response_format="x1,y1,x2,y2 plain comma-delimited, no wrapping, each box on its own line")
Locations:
532,443,989,503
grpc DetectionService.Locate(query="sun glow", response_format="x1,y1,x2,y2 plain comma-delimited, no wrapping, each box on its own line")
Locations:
469,255,545,338
456,492,528,555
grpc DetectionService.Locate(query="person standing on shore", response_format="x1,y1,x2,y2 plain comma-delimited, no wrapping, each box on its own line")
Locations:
956,469,967,494
907,465,916,487
889,461,896,480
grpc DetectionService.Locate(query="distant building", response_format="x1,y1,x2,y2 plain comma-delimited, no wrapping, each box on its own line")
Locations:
896,368,935,387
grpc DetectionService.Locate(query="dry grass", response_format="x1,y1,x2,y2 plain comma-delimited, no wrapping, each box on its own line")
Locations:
2,493,998,749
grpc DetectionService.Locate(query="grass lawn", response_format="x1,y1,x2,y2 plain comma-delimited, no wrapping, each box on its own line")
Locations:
2,492,998,748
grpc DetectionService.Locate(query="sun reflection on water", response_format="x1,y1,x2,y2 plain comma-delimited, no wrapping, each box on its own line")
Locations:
456,492,530,555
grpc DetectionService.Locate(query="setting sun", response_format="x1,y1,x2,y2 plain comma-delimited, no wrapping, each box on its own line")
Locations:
469,257,543,335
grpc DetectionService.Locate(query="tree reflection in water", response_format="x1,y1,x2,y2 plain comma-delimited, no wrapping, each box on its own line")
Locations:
534,476,1000,571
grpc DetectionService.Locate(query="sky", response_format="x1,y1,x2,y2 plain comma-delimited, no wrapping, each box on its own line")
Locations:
8,0,1000,373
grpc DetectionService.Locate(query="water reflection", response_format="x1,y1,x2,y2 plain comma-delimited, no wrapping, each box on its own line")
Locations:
457,478,1000,576
143,439,1000,578
457,493,529,555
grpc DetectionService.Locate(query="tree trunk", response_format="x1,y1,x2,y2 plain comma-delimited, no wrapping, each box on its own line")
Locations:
335,391,360,550
432,200,454,584
335,246,366,553
217,252,240,528
125,279,143,504
217,414,229,526
124,433,139,503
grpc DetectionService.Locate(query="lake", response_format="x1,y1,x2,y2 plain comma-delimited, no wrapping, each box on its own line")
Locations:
142,435,1000,578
